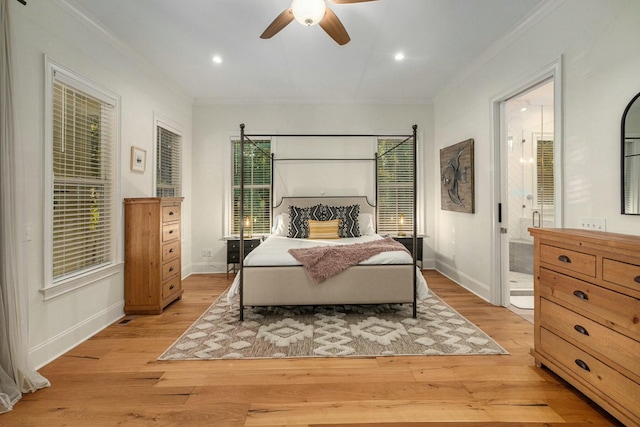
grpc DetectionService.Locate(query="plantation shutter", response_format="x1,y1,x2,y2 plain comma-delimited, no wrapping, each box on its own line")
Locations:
231,139,271,235
156,126,182,197
377,138,414,235
52,75,115,282
536,140,554,205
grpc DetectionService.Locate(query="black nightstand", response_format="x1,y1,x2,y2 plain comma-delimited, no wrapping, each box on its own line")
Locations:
226,238,261,278
392,236,423,267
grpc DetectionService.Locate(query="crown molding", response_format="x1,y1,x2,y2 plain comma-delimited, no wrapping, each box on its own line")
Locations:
53,0,192,103
435,0,566,101
193,96,433,107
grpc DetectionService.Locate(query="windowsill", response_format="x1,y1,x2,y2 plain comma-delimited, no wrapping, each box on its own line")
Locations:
41,262,123,301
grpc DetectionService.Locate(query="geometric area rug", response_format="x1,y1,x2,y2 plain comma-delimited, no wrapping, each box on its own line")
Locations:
159,288,508,360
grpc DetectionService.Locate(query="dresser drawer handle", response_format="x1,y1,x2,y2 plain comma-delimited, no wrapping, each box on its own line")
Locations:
573,290,589,301
635,275,640,284
169,248,174,253
557,255,571,263
169,211,175,216
169,266,174,272
169,284,175,291
574,324,589,336
169,229,174,234
575,359,590,372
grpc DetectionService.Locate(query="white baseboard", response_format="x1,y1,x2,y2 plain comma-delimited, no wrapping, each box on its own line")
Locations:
435,260,491,302
421,257,436,270
29,301,124,370
190,261,226,274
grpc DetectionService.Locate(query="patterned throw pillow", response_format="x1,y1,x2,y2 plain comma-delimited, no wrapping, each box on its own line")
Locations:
307,219,340,239
288,205,322,238
325,204,361,238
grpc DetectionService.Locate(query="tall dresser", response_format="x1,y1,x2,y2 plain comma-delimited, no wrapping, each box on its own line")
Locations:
124,197,184,314
529,228,640,426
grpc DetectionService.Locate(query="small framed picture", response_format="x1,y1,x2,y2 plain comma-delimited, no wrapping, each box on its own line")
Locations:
130,146,146,173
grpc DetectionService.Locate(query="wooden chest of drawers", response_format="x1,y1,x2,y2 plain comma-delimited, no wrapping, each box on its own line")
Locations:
529,228,640,426
124,197,184,314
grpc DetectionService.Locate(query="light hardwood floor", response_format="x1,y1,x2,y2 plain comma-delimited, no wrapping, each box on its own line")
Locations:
1,271,622,426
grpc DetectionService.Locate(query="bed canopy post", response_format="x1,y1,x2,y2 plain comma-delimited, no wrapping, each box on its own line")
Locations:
412,124,418,318
271,152,275,226
374,152,379,233
239,123,246,321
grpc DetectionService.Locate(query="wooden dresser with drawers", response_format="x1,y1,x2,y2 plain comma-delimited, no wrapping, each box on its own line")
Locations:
124,197,184,314
529,228,640,426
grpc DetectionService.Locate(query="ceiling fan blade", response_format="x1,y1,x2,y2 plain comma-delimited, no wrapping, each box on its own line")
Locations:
260,8,294,39
319,8,351,45
330,0,377,4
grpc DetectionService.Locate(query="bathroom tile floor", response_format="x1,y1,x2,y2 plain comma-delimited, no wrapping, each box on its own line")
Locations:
509,271,534,321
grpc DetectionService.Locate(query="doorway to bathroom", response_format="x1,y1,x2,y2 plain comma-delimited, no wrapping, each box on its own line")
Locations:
500,77,557,314
491,60,562,317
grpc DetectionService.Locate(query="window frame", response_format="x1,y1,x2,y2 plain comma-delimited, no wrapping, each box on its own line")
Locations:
226,135,272,236
376,136,422,236
43,57,121,300
153,114,183,198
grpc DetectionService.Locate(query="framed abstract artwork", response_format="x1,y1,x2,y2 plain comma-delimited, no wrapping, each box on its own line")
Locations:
130,146,146,173
440,138,474,213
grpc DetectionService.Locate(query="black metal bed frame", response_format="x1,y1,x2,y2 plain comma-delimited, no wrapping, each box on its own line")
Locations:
238,123,419,320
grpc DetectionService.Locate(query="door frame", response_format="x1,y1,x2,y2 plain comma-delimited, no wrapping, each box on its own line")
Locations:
489,57,564,306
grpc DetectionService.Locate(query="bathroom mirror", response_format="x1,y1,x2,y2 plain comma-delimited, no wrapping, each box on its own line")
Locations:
622,92,640,215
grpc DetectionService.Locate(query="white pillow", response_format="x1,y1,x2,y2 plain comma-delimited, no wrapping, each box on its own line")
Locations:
358,213,375,236
271,213,290,236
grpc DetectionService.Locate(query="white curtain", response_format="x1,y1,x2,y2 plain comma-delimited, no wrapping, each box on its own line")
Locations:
0,0,50,413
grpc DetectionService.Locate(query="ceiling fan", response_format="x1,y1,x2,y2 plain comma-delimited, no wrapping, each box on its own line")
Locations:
260,0,377,46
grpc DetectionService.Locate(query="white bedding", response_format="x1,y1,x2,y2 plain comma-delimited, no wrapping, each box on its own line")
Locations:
245,235,412,266
228,234,429,303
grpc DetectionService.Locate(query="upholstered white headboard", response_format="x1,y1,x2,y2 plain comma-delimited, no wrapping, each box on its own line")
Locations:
273,196,375,217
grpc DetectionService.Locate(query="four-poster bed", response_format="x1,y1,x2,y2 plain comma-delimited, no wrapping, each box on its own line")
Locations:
233,124,424,320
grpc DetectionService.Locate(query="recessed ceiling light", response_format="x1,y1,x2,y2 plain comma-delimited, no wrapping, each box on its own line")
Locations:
212,55,222,64
394,52,405,61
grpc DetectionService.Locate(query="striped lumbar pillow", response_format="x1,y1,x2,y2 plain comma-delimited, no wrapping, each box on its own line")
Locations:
307,219,340,239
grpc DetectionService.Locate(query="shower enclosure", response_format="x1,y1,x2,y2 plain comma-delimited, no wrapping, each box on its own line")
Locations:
505,80,555,307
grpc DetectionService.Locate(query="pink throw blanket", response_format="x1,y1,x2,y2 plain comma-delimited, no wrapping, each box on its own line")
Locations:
288,237,410,284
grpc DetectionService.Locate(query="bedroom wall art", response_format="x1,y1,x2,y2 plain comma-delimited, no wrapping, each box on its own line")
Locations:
440,138,474,213
130,146,146,173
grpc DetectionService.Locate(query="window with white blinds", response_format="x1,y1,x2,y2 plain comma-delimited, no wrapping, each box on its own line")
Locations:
156,125,182,197
50,69,117,284
377,138,414,235
536,139,554,206
231,139,271,235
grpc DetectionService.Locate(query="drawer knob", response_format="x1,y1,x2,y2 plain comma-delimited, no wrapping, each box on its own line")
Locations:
575,359,590,372
573,290,589,301
169,266,174,272
557,255,571,263
634,275,640,284
169,248,174,253
169,284,175,290
573,324,589,336
169,211,174,216
169,230,174,234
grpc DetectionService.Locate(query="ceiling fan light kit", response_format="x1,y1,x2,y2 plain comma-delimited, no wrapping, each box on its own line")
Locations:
292,0,327,26
261,0,376,46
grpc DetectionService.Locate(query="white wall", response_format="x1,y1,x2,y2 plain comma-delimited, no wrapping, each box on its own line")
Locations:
9,0,193,368
433,0,640,301
191,103,435,273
